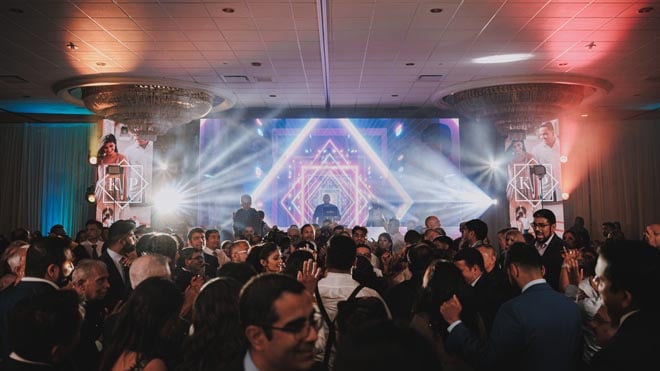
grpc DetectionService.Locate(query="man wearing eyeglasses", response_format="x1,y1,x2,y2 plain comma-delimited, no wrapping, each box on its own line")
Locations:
530,209,564,291
234,274,320,371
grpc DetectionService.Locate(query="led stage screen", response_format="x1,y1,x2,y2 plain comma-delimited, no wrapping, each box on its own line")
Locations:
199,117,493,236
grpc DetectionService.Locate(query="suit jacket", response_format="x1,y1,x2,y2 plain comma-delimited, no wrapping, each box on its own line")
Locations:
446,281,582,371
590,310,660,371
472,273,500,335
1,358,56,371
203,252,219,279
100,251,130,310
0,280,57,358
541,234,564,291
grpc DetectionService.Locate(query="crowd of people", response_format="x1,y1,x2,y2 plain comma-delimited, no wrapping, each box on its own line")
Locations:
0,204,659,371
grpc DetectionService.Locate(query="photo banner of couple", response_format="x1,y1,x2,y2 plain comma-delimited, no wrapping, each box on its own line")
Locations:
505,119,565,234
95,120,154,227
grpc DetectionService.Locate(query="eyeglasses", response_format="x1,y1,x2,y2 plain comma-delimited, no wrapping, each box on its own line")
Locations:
265,312,323,338
232,250,248,256
530,223,551,229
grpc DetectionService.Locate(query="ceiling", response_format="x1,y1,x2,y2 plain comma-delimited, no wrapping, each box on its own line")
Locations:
0,0,658,120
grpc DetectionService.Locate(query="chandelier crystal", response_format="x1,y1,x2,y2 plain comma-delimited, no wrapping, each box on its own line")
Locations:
433,75,612,135
54,76,235,140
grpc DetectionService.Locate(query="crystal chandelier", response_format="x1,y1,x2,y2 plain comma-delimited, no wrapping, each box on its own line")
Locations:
433,75,612,135
54,76,235,140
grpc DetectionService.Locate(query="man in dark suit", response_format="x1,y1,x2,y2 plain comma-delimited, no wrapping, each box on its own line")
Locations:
440,242,582,371
591,240,660,371
0,237,74,359
70,259,110,371
453,247,501,334
531,208,564,291
4,290,81,371
100,219,136,311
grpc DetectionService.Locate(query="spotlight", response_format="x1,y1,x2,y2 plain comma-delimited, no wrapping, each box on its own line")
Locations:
562,192,570,200
85,187,96,204
257,128,264,137
255,166,263,178
394,123,403,137
154,187,183,214
489,160,499,170
88,154,98,165
560,155,568,163
491,198,499,205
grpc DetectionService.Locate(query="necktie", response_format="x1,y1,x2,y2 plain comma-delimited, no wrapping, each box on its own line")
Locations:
91,244,98,259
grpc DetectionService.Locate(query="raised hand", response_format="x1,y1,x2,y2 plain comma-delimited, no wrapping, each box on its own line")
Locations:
297,258,322,294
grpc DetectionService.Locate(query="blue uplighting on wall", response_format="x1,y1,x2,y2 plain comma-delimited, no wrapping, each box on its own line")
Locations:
0,99,93,115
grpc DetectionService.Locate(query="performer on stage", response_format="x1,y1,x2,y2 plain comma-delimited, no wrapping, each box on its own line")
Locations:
312,194,341,224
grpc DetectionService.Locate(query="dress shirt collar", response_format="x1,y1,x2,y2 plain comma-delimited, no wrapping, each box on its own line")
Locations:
20,276,59,290
244,350,260,371
470,274,482,287
9,352,52,367
535,234,556,256
619,310,640,326
521,278,546,293
202,246,216,256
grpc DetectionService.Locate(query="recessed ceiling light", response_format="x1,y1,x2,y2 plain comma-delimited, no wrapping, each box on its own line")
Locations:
638,6,654,13
96,62,107,66
222,8,235,13
405,62,415,66
66,42,79,51
430,8,443,13
9,8,24,14
391,94,399,97
472,53,533,64
558,62,568,66
269,94,277,97
580,113,589,117
251,62,262,67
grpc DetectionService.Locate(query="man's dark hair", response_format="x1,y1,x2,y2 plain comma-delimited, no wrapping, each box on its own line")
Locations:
25,237,71,278
326,235,357,271
404,229,422,245
9,289,80,363
177,247,197,268
145,233,179,262
533,209,557,225
217,262,258,286
85,219,103,230
187,227,205,243
239,273,306,339
204,229,220,240
599,240,660,311
434,235,454,246
407,243,435,275
335,320,442,371
465,219,488,241
505,242,543,270
453,247,486,273
335,297,389,338
333,225,345,233
352,225,368,236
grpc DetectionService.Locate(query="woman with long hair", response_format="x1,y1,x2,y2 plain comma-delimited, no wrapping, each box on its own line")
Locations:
100,277,183,371
177,277,244,371
96,133,129,204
